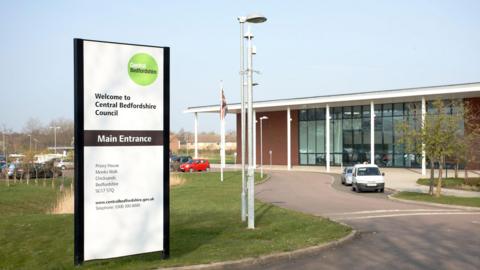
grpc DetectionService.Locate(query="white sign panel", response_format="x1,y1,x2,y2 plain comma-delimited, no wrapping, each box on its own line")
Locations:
74,39,170,264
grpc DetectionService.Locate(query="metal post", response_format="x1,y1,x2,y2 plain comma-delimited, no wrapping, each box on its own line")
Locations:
326,104,330,172
269,150,272,168
246,26,255,229
370,101,375,165
238,17,247,222
253,110,257,169
287,107,291,170
421,97,426,176
260,117,263,178
194,112,198,159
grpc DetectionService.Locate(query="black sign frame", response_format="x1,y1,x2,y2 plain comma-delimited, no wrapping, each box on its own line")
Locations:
74,39,170,265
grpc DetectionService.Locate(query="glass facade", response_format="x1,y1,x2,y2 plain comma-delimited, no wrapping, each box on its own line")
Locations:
299,108,326,165
298,102,430,168
373,102,421,167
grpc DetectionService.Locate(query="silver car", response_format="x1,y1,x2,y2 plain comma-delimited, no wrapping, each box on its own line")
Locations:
341,167,353,185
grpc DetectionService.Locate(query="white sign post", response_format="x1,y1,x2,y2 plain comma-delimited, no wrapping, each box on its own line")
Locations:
74,39,170,264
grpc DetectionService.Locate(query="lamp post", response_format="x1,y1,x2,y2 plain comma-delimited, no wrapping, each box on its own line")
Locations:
259,116,268,178
50,126,61,154
238,13,267,225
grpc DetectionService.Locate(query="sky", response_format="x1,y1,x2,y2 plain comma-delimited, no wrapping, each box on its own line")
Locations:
0,0,479,133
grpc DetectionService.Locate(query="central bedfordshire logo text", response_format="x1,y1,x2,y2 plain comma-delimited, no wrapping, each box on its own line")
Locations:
128,53,158,86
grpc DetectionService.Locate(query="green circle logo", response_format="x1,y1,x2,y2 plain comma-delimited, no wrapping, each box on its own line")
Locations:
128,53,158,86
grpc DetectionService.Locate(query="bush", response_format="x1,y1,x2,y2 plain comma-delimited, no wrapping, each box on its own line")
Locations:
463,177,480,187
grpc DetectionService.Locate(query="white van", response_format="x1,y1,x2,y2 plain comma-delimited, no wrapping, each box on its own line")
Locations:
351,164,385,193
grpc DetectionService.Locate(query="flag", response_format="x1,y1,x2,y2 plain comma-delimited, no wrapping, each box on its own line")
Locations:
220,88,228,120
220,83,227,181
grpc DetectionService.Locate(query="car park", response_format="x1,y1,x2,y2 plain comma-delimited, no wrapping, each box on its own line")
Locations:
55,159,74,170
341,167,353,185
170,155,192,171
7,163,15,179
351,164,385,193
15,161,62,179
179,159,210,172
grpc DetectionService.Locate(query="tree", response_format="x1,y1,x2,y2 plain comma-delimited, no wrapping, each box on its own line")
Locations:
460,101,480,181
22,150,36,185
397,100,463,197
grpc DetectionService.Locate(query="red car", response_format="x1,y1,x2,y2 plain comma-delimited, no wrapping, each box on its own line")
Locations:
179,159,210,172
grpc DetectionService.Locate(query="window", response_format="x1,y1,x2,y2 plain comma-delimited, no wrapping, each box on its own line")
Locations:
353,106,362,118
298,101,455,168
308,121,316,153
307,109,315,121
316,120,325,153
362,105,371,118
393,103,404,116
334,107,342,119
374,104,382,117
300,109,307,121
343,106,352,119
383,104,393,117
356,167,381,176
299,108,327,165
316,108,325,120
299,121,308,154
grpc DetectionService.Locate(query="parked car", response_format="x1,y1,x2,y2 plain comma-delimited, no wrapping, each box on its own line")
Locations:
55,159,74,170
179,159,210,172
7,163,16,179
15,161,62,179
171,155,192,171
351,164,385,193
341,167,354,185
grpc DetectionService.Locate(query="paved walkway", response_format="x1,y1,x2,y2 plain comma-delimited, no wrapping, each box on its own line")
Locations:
212,164,480,197
247,170,480,270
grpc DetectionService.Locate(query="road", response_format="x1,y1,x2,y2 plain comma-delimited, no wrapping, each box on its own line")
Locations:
247,171,480,270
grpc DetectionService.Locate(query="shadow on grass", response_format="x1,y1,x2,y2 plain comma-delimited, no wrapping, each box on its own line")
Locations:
170,212,226,258
255,203,274,225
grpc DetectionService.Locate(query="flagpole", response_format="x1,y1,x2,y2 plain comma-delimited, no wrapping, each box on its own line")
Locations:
220,81,225,182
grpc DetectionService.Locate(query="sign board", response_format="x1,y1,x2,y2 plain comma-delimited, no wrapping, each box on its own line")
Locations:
74,39,170,264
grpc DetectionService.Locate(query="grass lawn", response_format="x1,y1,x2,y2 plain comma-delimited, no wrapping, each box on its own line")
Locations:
417,177,480,192
393,191,480,208
0,172,350,270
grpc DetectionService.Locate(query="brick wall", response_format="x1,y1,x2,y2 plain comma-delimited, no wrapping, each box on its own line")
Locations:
236,110,299,166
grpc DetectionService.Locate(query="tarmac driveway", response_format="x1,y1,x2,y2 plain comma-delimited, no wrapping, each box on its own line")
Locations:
250,170,480,270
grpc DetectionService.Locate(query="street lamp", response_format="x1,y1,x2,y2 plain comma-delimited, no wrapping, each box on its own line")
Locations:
246,13,267,23
238,13,267,226
50,126,61,154
259,116,268,178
